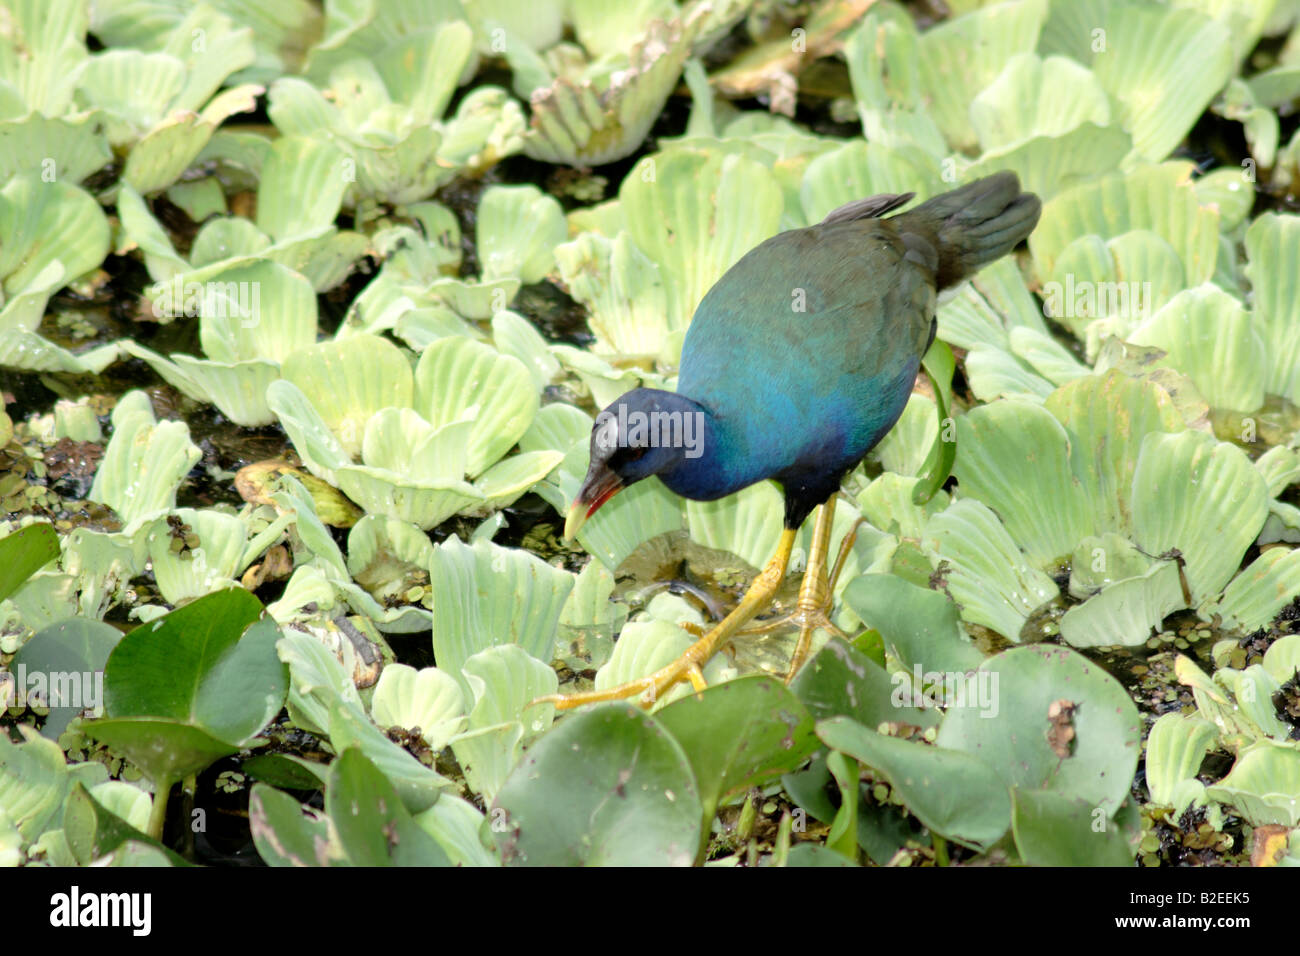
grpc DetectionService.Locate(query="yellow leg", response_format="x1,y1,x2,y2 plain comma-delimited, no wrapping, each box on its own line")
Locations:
533,528,799,711
786,497,839,680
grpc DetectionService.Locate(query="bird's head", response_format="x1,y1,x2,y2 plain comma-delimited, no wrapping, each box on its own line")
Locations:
564,388,702,539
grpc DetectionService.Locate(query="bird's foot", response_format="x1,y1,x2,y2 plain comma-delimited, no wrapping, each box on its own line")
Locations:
531,529,800,712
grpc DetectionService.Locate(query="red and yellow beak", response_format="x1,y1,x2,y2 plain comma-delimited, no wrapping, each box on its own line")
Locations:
564,465,623,540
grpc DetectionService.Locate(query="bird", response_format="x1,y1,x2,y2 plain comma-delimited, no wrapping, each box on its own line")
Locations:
543,171,1041,710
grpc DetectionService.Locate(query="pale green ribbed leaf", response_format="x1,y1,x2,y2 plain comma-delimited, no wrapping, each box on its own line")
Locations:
1243,213,1300,403
1131,429,1269,603
970,53,1109,152
1045,371,1184,539
428,536,574,695
798,140,938,223
451,645,557,803
965,123,1132,203
370,663,465,751
953,399,1086,568
145,508,246,605
88,391,201,530
1129,284,1265,413
1207,743,1300,828
913,0,1047,153
1145,713,1218,808
265,380,352,482
476,185,567,284
0,175,109,302
922,498,1059,642
1058,561,1185,649
620,147,783,332
1030,163,1219,287
0,112,111,184
255,134,350,240
334,463,482,530
413,336,538,477
491,310,560,390
685,483,783,573
554,231,670,356
1204,547,1300,633
280,334,414,460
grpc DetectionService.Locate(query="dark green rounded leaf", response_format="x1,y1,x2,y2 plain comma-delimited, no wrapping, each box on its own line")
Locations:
325,748,451,867
0,522,59,603
935,644,1141,814
11,618,121,739
818,715,1011,851
1010,788,1136,866
655,675,817,820
105,588,287,745
493,704,701,866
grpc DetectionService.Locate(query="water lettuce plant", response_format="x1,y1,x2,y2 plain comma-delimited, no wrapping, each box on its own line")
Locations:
5,0,1300,870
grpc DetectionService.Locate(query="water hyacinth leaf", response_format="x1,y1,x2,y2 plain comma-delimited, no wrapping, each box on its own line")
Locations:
1131,429,1269,604
9,617,122,739
1206,743,1300,828
451,645,557,803
0,174,110,305
1045,371,1184,539
790,637,939,729
1010,789,1135,866
969,53,1109,152
102,589,285,746
1029,163,1219,287
492,704,702,866
0,522,59,602
621,148,783,333
655,676,819,823
88,391,201,530
1243,213,1300,404
428,536,574,693
936,645,1142,814
280,334,414,460
60,783,189,867
843,573,982,674
476,185,567,283
1128,284,1264,413
249,783,342,867
414,336,538,476
818,716,1011,851
1057,561,1185,649
923,498,1059,643
369,663,466,751
324,748,451,866
1207,547,1300,633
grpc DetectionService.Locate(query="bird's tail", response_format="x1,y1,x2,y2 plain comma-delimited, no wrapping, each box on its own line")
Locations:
890,171,1041,290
